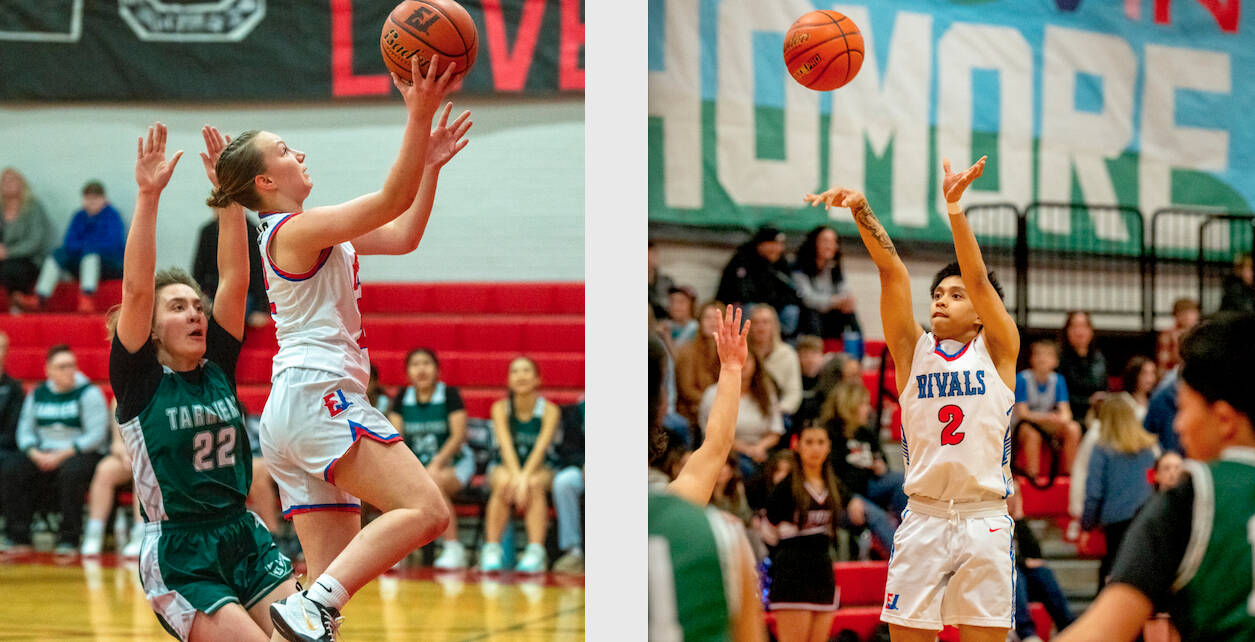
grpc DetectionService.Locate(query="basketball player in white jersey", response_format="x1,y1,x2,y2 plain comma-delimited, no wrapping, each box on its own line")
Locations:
806,156,1019,642
204,54,470,642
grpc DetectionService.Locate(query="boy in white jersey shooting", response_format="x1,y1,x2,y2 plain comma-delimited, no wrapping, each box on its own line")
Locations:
806,156,1020,642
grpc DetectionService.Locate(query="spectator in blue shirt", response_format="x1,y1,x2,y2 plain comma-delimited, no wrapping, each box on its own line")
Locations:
32,180,126,313
1013,339,1082,478
1143,367,1181,455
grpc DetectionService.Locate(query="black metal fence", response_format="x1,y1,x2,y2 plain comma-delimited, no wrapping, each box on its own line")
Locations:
979,202,1253,331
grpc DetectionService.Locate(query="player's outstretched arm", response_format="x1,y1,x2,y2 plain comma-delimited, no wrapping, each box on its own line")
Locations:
669,305,750,506
117,123,183,353
1054,583,1153,642
942,156,1019,385
804,188,921,394
354,103,472,255
200,125,248,341
277,54,459,255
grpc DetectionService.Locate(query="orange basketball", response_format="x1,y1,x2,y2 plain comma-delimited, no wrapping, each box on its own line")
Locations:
783,10,864,91
380,0,478,84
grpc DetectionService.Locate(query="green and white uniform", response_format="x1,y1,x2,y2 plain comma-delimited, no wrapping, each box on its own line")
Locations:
393,382,474,485
497,395,558,468
111,319,292,641
648,490,744,641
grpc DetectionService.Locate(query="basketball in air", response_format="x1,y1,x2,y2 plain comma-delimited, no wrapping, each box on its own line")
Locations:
783,10,864,91
380,0,478,84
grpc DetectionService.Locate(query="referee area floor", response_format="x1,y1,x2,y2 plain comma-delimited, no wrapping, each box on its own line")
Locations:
0,554,586,641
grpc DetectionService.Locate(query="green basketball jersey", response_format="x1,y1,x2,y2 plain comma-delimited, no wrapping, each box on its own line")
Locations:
1172,450,1255,640
397,382,464,466
506,396,557,466
121,361,251,523
32,383,89,430
648,491,739,642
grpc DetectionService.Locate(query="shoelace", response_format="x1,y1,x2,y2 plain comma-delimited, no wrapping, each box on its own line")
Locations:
320,608,343,640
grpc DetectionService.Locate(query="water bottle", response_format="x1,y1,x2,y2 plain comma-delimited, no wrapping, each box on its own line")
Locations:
843,329,865,361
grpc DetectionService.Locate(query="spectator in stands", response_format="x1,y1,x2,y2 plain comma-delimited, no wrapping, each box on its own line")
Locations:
675,300,724,430
81,402,144,557
791,225,860,345
749,304,802,418
1219,253,1255,314
818,381,904,549
1082,393,1158,587
716,225,802,337
550,400,585,574
0,331,25,508
481,356,560,574
1151,451,1183,491
794,335,834,429
647,241,674,321
27,180,125,313
1059,310,1108,423
191,206,269,328
0,344,108,555
1014,339,1083,479
1155,298,1198,373
699,349,783,478
766,424,843,640
0,168,52,309
1122,355,1158,420
1009,478,1075,642
657,285,699,352
712,455,752,526
387,348,472,570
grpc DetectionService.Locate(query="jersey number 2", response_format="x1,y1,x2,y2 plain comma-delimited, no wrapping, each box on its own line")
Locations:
192,426,237,472
939,404,965,446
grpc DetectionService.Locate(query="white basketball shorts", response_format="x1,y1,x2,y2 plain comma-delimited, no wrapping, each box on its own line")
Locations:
880,496,1015,630
258,367,402,519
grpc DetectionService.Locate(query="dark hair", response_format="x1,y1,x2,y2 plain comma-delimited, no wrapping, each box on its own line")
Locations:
929,261,1004,301
46,344,72,362
1180,312,1255,422
648,332,669,467
1061,310,1094,352
744,350,775,417
207,130,265,210
1030,339,1059,358
787,425,843,534
794,225,843,279
1122,355,1155,394
406,347,439,368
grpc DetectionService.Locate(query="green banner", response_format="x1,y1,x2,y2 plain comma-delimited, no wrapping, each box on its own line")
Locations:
0,0,584,101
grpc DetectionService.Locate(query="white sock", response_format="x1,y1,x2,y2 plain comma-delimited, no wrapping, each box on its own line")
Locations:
83,519,104,538
306,574,350,612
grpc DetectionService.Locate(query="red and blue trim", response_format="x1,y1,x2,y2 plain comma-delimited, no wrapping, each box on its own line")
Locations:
932,337,972,361
283,503,361,519
265,213,333,282
322,420,403,484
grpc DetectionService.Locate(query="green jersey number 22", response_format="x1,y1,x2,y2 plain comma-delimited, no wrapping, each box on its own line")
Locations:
192,426,236,472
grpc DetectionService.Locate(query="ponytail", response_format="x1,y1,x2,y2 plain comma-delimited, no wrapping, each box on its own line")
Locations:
209,130,265,211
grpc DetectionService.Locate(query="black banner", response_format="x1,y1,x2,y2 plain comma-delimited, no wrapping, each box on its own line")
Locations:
0,0,584,101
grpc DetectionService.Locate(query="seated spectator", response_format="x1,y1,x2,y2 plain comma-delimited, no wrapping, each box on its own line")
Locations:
0,345,109,555
1082,393,1158,587
791,225,860,343
699,350,783,478
191,207,269,328
0,331,26,514
1143,366,1181,455
647,240,674,321
1155,298,1198,373
481,356,560,574
0,168,53,309
1014,339,1083,479
794,335,831,428
81,401,145,557
674,300,724,430
551,400,585,573
818,381,903,550
1122,355,1158,420
387,348,472,570
657,285,699,352
711,455,752,527
28,180,125,313
749,304,802,418
715,225,802,337
1219,253,1255,314
1151,451,1183,491
1009,478,1075,642
1059,310,1108,425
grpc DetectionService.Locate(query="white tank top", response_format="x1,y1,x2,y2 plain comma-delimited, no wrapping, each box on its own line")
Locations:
257,212,370,389
899,331,1016,501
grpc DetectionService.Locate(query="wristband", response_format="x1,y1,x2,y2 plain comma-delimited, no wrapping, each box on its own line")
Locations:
946,201,963,215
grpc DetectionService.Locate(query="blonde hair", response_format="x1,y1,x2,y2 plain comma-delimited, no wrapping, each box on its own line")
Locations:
1097,393,1158,454
207,130,265,210
0,167,31,211
105,268,210,340
818,381,870,439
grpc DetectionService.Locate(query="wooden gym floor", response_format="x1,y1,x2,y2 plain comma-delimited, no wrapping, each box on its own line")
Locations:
0,554,585,641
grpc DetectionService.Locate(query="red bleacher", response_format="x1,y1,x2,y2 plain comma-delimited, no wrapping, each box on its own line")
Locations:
0,281,584,418
765,561,1054,640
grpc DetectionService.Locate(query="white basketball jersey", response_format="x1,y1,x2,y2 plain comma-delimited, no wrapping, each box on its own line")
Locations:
899,331,1015,501
257,212,370,388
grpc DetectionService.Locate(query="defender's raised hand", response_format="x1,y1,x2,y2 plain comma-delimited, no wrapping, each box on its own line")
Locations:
714,305,750,370
942,156,987,204
804,186,867,210
135,122,183,195
198,125,231,189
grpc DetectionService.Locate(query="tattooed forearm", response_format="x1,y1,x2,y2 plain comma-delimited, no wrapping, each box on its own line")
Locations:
850,199,898,257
